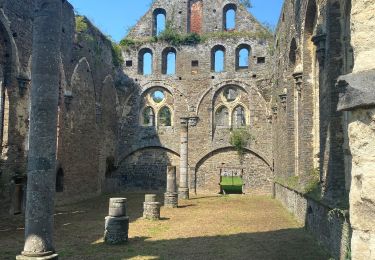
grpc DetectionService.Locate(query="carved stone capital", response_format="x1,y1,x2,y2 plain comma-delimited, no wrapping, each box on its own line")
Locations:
312,34,327,66
279,94,287,109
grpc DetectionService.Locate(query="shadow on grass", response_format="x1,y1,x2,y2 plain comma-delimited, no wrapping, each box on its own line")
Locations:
177,204,196,209
78,228,330,260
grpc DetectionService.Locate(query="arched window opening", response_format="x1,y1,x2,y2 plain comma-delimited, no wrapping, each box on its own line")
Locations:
153,9,166,36
289,38,298,65
232,106,246,128
223,4,237,31
235,44,251,70
138,48,153,75
211,45,225,72
56,168,64,193
162,47,177,75
143,107,155,126
215,106,229,127
158,106,172,126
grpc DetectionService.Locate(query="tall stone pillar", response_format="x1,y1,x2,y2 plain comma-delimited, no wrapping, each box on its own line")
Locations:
179,118,189,199
17,0,62,259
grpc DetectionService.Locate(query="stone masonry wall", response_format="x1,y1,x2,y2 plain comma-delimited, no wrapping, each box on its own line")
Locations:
116,0,274,194
275,183,351,259
272,0,351,208
0,2,121,212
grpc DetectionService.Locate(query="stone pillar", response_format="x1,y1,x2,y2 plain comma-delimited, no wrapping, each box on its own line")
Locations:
293,68,303,177
104,198,129,244
17,1,62,259
179,118,189,199
143,194,161,220
164,166,178,208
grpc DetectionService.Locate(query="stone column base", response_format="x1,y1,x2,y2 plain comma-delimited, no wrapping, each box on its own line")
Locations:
143,202,161,220
164,192,178,208
16,253,58,260
104,216,129,244
178,187,189,200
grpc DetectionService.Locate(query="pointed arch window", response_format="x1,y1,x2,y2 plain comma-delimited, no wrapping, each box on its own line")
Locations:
215,106,229,127
158,106,172,126
232,106,246,128
143,107,155,126
289,38,297,65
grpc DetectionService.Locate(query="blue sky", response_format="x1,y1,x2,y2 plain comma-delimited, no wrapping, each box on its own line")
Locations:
69,0,284,42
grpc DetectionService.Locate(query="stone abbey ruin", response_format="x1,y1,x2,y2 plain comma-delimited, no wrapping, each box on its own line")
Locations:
0,0,374,259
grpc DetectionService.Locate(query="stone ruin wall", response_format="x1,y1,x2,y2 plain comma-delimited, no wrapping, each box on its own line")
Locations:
272,0,352,207
115,0,274,194
0,0,121,213
0,0,374,257
273,0,375,258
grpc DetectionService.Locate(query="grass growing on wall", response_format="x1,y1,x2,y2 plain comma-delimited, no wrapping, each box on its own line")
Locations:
75,15,88,33
111,41,124,68
75,15,124,68
120,26,273,50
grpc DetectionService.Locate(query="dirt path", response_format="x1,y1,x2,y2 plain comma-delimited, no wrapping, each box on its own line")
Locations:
0,193,330,259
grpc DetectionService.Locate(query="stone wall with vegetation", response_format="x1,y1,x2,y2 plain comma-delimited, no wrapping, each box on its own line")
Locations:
114,0,274,193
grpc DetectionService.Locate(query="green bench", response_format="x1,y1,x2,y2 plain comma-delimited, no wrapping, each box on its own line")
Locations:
220,176,244,194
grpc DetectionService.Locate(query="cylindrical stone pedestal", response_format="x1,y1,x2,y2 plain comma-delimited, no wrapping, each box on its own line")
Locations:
145,194,157,203
109,198,127,217
104,197,129,245
164,166,179,208
104,216,129,244
143,194,161,220
164,192,178,208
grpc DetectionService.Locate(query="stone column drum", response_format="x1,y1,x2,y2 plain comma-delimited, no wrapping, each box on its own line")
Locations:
143,194,161,220
179,118,189,199
164,166,178,208
104,198,129,244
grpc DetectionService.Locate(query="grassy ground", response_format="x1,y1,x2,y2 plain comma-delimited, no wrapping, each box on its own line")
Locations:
0,193,330,259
